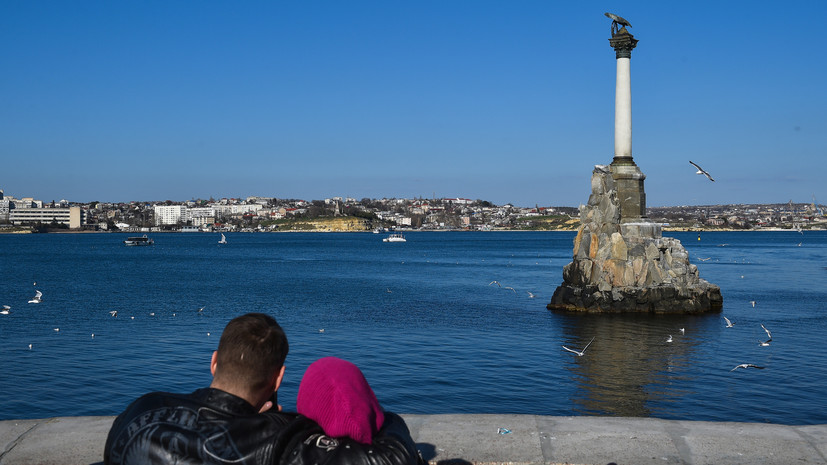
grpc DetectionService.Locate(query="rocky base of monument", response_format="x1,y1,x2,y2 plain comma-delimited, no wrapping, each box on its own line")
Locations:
547,165,722,314
548,282,723,313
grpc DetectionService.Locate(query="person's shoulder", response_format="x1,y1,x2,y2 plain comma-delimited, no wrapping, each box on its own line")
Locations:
278,412,421,465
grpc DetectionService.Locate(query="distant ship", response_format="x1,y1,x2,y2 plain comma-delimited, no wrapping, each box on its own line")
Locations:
383,233,406,242
123,235,154,246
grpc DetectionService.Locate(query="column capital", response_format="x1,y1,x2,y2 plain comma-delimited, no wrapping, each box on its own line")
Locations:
609,30,638,59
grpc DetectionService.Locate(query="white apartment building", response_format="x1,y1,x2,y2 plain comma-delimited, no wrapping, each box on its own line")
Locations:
212,204,263,218
153,205,187,225
9,207,86,229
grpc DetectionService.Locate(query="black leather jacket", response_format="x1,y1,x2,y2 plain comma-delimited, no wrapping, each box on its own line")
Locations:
104,388,421,465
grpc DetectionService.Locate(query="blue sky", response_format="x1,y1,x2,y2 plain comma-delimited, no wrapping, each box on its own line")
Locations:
2,1,825,207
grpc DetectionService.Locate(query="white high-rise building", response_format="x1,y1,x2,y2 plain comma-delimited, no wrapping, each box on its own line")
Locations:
153,205,187,225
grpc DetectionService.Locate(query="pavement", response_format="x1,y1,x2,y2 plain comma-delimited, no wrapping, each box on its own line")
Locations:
1,414,826,465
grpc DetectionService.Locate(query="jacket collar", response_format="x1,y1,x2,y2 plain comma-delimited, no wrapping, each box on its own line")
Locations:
191,387,257,416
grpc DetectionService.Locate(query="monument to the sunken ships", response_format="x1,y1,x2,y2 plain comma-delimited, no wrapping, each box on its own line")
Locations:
548,14,722,313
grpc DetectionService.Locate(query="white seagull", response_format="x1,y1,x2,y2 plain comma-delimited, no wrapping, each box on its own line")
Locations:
679,328,685,335
666,335,673,343
527,291,536,298
109,310,118,317
1,305,10,315
689,161,715,182
29,290,43,304
731,363,765,371
724,316,735,328
758,324,772,346
488,281,501,287
562,337,595,357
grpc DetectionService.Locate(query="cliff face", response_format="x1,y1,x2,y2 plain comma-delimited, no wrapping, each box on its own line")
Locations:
279,217,370,232
548,165,722,313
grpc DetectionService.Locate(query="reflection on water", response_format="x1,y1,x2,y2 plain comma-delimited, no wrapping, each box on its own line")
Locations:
559,313,715,417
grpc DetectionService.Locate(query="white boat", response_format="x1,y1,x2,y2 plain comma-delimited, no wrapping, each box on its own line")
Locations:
218,233,227,244
383,233,406,242
124,235,154,246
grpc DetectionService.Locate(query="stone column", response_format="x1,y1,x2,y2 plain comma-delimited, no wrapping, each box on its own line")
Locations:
608,28,650,228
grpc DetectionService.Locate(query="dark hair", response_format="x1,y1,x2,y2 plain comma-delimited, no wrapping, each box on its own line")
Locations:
214,313,289,393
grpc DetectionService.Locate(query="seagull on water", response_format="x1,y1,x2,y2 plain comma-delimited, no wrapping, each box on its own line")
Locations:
724,316,735,328
29,290,42,304
562,337,595,357
731,363,765,371
759,324,772,346
1,305,10,315
689,161,715,181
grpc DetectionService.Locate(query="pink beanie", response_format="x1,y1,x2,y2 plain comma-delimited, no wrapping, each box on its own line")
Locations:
297,357,385,444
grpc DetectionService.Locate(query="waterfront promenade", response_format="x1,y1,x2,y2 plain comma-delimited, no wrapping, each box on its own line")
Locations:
1,414,825,465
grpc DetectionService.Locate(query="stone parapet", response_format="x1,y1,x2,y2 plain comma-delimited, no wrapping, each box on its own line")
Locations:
1,415,825,465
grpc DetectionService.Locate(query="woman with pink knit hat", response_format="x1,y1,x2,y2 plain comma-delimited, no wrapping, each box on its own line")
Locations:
297,356,386,444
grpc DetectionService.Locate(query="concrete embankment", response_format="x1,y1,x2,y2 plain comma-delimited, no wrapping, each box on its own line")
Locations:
1,415,825,465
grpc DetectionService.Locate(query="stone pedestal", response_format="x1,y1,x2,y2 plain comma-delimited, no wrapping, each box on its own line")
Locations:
548,166,722,313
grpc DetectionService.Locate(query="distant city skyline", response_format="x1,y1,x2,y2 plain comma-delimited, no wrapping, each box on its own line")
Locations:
2,2,825,207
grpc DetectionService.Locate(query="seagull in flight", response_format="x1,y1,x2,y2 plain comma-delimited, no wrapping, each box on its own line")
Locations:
1,305,10,315
724,316,735,328
527,291,536,298
689,161,715,181
666,335,673,343
28,290,42,304
503,286,516,293
488,281,501,287
562,337,595,356
758,324,772,346
731,363,765,371
679,328,685,335
109,310,118,317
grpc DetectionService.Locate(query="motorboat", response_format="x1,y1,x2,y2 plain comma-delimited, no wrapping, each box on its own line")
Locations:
383,233,406,242
124,235,154,246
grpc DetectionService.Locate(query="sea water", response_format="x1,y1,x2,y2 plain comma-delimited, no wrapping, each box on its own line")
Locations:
0,230,825,424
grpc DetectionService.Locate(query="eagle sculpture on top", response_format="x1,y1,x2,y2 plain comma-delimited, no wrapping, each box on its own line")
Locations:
605,12,632,36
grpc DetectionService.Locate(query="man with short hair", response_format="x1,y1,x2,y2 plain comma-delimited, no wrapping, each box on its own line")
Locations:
104,313,421,465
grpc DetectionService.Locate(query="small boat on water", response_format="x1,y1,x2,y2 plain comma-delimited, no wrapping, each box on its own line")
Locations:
218,233,227,244
123,235,154,246
383,233,406,242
